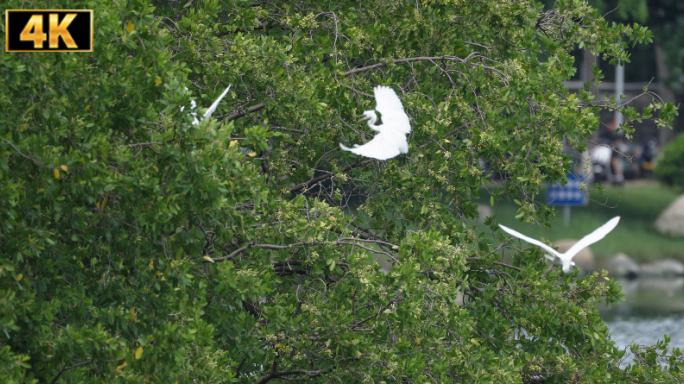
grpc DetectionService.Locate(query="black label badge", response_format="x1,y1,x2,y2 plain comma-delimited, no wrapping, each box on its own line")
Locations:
6,10,93,52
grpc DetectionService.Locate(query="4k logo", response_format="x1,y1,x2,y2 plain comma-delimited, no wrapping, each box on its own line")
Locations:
6,10,93,52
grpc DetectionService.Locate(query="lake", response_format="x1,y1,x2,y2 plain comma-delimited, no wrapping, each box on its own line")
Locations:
600,277,684,366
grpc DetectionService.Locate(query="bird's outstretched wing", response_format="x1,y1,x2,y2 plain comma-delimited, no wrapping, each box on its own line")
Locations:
373,86,411,134
562,216,620,262
339,132,405,160
203,85,232,120
499,224,562,259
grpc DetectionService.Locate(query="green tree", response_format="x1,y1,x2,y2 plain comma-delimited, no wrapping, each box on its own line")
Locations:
655,132,684,186
1,0,681,383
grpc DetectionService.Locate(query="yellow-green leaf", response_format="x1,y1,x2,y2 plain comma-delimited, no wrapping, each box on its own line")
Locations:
568,93,576,101
85,105,90,111
53,168,60,180
153,166,159,172
127,22,134,33
115,361,127,372
202,256,215,263
60,165,68,172
155,77,162,87
229,140,238,147
416,337,421,345
135,346,143,359
248,152,257,157
16,274,23,282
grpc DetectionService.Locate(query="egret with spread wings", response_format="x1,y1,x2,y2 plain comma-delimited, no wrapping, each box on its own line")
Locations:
499,216,620,273
180,85,231,125
340,86,411,160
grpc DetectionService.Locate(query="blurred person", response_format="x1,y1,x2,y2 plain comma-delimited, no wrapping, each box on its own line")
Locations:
591,144,613,185
641,139,659,176
630,141,643,178
611,141,625,186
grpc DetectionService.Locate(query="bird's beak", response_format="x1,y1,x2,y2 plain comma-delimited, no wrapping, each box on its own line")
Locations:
356,114,370,122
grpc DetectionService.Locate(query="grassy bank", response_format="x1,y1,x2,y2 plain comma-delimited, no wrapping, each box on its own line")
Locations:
479,182,684,264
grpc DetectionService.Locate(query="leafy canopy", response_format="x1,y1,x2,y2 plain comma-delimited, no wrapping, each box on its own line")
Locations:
1,0,681,383
655,132,684,187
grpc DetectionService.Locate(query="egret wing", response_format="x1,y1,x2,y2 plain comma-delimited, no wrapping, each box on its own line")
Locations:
203,85,232,120
373,86,411,134
562,216,620,261
339,132,403,160
499,224,562,259
180,91,200,125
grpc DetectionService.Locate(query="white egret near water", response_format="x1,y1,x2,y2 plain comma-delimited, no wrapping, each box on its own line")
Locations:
180,85,231,125
499,216,620,273
339,85,411,160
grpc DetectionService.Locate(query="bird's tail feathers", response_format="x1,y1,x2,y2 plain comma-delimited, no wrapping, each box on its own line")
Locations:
339,143,352,151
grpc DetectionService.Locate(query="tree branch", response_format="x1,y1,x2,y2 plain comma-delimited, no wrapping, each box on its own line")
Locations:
289,158,374,193
337,240,401,265
254,366,330,384
466,257,522,272
351,292,402,329
211,241,322,262
125,142,162,147
2,139,43,166
223,102,266,122
342,53,502,77
50,360,94,384
207,237,400,265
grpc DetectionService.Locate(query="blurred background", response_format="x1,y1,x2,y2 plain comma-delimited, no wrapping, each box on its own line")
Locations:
491,0,684,362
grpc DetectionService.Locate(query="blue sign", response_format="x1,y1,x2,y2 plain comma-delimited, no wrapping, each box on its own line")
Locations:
546,174,587,206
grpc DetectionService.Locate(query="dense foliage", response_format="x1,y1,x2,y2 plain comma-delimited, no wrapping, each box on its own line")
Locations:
655,132,684,187
1,0,682,382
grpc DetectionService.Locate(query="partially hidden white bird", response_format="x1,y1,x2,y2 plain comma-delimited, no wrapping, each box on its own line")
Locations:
180,85,231,125
339,85,411,160
499,216,620,273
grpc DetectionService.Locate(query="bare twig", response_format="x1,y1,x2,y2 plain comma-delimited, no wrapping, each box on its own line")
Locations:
3,139,43,166
125,142,162,148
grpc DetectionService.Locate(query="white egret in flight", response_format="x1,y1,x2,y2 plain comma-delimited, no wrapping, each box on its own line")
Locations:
180,85,231,125
340,86,411,160
499,216,620,273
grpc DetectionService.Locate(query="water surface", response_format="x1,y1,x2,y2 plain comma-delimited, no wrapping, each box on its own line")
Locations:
600,278,684,365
